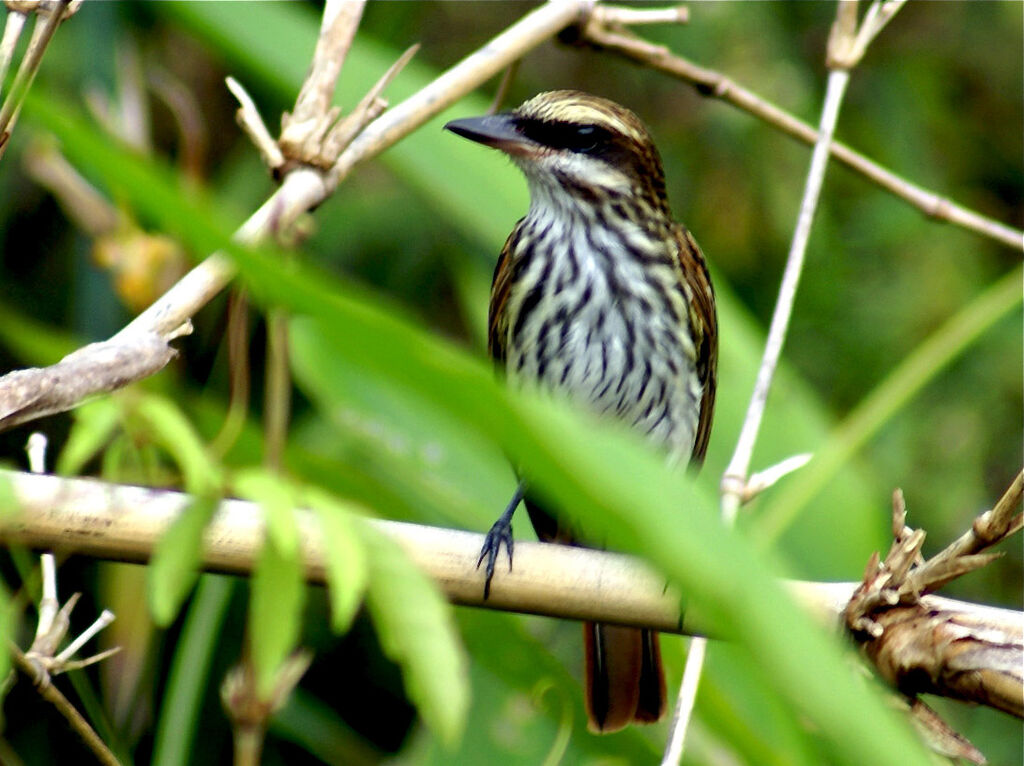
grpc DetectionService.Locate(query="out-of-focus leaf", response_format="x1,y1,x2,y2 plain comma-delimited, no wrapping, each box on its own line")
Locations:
147,496,218,626
272,689,381,766
152,575,236,766
133,394,222,495
290,317,514,531
250,532,306,697
56,398,122,476
22,68,937,766
0,303,78,366
305,488,368,634
233,468,299,557
362,525,469,747
0,580,12,688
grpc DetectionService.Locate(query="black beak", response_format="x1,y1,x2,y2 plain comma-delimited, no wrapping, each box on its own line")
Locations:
444,114,534,156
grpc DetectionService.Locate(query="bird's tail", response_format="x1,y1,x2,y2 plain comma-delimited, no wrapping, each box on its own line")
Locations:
583,622,666,733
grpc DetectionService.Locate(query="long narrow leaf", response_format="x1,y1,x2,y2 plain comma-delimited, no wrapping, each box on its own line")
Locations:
24,72,936,766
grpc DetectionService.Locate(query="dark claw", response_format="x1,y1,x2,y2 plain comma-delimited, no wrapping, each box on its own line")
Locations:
477,517,514,599
477,483,524,599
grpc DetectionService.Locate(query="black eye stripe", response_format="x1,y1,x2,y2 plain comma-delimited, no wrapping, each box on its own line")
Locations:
515,119,611,154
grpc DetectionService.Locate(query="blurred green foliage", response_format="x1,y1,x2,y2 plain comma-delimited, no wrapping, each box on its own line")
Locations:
0,2,1019,765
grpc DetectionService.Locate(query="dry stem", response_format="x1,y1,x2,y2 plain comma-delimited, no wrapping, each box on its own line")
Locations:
667,4,907,760
10,646,122,766
0,0,76,159
1,468,1019,718
843,478,1024,721
578,9,1024,252
0,0,593,437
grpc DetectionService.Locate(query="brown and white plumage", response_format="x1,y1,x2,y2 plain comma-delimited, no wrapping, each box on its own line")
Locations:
446,90,716,732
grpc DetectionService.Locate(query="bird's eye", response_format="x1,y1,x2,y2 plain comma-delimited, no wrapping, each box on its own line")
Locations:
571,126,598,152
517,119,607,154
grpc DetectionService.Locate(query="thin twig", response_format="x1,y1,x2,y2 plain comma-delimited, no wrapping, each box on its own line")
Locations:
226,76,285,171
10,646,122,766
660,636,705,765
0,0,73,159
597,4,689,26
0,7,28,90
720,67,850,521
263,309,290,471
25,432,47,473
742,453,813,503
578,14,1024,252
488,60,520,115
901,469,1023,597
330,0,595,184
667,3,899,759
0,0,594,436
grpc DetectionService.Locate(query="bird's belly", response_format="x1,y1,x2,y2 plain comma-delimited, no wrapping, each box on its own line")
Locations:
507,303,700,463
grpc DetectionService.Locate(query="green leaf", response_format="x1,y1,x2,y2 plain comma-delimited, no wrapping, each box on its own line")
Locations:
56,398,122,477
271,689,381,766
0,580,13,689
756,263,1024,542
250,532,306,698
233,468,300,558
20,46,945,766
133,394,222,496
503,395,934,766
152,575,236,766
148,496,219,626
362,525,468,746
305,488,368,634
290,317,513,531
0,302,78,366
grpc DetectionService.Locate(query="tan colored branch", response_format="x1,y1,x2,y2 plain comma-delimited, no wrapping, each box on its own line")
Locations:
576,11,1024,252
0,0,594,436
1,469,1019,718
843,479,1024,720
0,330,186,431
0,0,78,159
865,599,1023,719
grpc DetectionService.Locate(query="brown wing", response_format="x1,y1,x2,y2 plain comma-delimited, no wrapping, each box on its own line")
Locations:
487,221,524,366
675,225,717,465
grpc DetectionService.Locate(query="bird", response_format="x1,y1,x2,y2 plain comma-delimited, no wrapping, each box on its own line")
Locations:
444,90,717,733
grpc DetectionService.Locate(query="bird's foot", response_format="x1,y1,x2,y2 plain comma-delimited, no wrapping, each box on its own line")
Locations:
477,483,524,599
477,516,514,600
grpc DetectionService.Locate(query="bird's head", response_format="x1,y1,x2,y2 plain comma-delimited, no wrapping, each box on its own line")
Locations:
445,90,670,215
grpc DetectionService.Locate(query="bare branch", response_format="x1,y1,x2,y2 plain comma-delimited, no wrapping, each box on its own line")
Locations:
10,645,122,766
576,14,1024,252
279,0,365,155
0,0,76,159
843,477,1024,719
0,0,594,436
1,468,1019,717
330,0,595,184
0,331,184,432
10,552,122,765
